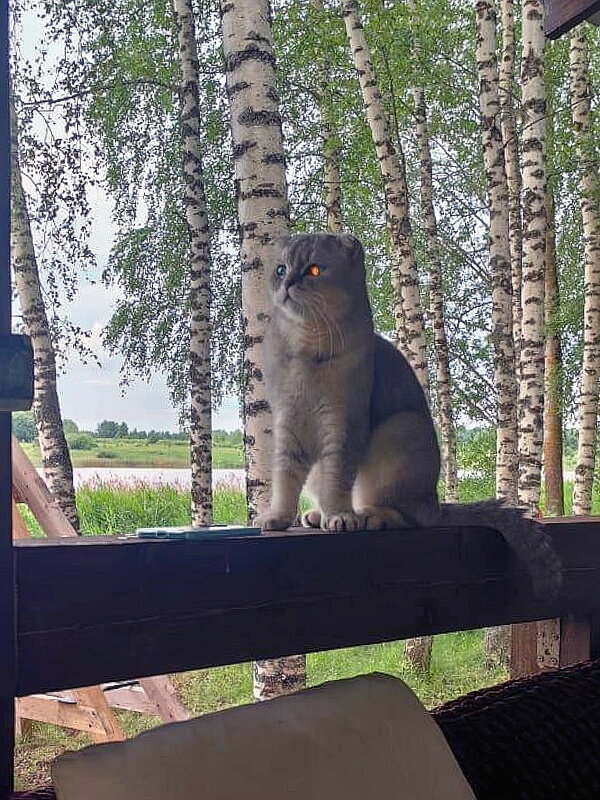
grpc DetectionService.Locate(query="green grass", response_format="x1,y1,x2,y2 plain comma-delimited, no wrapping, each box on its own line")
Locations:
20,439,244,469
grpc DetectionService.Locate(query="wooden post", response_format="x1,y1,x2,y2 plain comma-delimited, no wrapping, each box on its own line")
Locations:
0,0,15,792
511,617,591,678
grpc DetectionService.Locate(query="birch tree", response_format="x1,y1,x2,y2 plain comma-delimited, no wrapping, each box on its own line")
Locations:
499,0,523,365
311,0,343,234
341,0,429,396
412,59,458,502
10,96,79,530
220,0,305,701
174,0,212,525
518,0,546,512
570,24,600,516
543,189,564,516
475,0,518,504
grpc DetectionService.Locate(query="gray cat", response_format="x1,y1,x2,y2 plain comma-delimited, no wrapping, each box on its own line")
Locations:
256,232,561,598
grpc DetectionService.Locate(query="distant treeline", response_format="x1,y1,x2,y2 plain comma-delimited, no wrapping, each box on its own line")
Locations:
12,412,242,447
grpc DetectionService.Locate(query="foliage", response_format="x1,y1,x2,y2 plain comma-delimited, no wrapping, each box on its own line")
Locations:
63,419,79,434
66,433,97,450
12,410,36,442
96,420,129,438
457,427,496,483
12,0,600,487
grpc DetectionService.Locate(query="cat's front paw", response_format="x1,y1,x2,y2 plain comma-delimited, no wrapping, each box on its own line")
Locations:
301,509,321,528
255,511,295,531
321,511,367,532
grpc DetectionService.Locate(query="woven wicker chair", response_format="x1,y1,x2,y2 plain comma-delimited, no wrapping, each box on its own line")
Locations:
12,659,600,800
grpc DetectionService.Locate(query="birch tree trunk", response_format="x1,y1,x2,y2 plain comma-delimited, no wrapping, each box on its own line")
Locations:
10,97,79,531
312,0,343,234
220,0,289,521
517,0,546,513
476,0,517,669
220,0,305,701
174,0,212,526
475,0,518,505
413,81,458,502
570,25,600,516
499,0,523,367
543,189,564,517
342,0,429,396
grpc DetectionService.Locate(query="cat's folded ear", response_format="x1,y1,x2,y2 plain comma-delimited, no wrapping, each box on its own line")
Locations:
338,234,365,264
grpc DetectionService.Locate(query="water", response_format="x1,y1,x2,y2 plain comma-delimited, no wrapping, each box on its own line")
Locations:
51,467,245,491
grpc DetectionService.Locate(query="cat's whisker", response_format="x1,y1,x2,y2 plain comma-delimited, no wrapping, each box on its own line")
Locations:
308,299,335,363
304,303,326,360
312,292,345,358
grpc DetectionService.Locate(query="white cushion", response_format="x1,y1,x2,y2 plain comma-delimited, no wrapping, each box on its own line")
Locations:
52,672,475,800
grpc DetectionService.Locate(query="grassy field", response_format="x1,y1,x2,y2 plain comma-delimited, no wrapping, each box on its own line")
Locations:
20,438,244,469
13,477,520,789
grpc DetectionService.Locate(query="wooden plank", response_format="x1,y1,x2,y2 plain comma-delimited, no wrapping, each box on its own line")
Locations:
510,622,539,678
16,696,107,737
14,520,600,696
11,435,77,538
102,685,157,715
560,618,591,666
138,676,190,722
71,686,125,742
546,0,600,38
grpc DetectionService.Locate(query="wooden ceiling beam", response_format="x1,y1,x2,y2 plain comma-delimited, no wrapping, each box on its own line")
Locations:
546,0,600,39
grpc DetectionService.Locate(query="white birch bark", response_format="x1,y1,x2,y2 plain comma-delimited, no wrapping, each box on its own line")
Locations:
342,0,429,396
413,84,458,502
311,0,343,234
543,188,564,517
220,0,305,702
174,0,212,526
476,0,518,504
220,0,290,521
499,0,523,367
518,0,546,512
10,97,79,531
570,25,600,516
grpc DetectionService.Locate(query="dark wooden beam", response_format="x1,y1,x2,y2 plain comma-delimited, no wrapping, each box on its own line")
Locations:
0,0,14,794
546,0,600,39
15,519,600,697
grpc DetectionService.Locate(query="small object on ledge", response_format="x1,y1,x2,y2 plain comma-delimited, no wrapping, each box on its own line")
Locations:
136,524,261,540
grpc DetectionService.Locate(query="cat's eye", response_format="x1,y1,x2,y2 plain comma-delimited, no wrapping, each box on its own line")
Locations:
307,264,321,277
276,264,287,277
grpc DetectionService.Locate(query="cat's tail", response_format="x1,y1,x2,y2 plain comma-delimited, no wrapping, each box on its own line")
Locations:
437,499,562,599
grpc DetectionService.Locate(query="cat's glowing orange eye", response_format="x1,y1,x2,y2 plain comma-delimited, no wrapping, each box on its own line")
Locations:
307,264,321,277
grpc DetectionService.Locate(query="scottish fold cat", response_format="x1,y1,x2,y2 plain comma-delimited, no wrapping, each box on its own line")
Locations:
256,232,561,597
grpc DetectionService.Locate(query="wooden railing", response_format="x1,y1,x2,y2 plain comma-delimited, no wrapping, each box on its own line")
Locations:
14,518,600,697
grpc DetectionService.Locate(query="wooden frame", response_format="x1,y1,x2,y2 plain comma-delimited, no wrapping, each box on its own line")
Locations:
0,2,14,795
546,0,600,38
14,519,600,697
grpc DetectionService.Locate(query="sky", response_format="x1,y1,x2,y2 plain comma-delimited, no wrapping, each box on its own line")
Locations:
53,225,242,433
15,10,242,435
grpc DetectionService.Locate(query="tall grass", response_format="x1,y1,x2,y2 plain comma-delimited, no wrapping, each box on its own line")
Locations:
20,476,600,537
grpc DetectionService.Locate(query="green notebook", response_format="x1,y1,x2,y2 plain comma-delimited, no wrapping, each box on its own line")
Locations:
136,524,261,540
